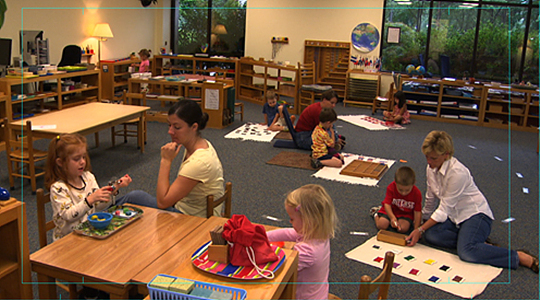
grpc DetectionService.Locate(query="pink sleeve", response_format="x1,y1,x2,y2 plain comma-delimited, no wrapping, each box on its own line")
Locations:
294,242,316,271
266,228,298,242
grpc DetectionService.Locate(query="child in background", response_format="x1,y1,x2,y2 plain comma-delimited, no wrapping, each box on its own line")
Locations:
370,166,422,234
44,133,132,242
383,90,410,124
267,184,338,300
310,108,344,169
132,49,151,73
261,89,295,131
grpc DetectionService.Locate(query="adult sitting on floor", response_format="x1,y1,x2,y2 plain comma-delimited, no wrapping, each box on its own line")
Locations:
294,89,345,150
406,130,538,273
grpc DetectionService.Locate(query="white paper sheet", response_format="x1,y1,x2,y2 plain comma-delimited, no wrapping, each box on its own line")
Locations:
224,123,279,143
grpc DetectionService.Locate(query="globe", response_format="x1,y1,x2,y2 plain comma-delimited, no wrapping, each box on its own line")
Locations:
351,23,380,53
406,64,416,74
416,66,426,75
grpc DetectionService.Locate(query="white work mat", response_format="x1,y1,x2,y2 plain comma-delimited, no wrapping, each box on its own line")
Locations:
338,115,404,130
312,153,395,186
224,123,279,142
345,236,503,298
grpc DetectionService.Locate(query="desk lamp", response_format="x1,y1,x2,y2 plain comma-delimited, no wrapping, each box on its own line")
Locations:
93,23,114,66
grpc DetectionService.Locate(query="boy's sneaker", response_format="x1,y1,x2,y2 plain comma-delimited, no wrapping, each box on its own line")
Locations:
369,206,381,218
310,158,323,169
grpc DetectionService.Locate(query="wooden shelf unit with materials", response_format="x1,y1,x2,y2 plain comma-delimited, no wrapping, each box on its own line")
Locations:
236,57,299,115
128,76,235,129
152,55,238,84
343,70,381,108
0,200,32,299
401,77,539,132
100,59,141,101
304,40,350,99
0,70,100,151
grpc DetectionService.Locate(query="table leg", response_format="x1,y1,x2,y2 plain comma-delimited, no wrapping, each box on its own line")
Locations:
94,132,100,148
138,115,145,153
36,272,57,299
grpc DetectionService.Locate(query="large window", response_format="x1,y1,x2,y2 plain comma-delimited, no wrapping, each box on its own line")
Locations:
172,0,246,57
382,0,540,84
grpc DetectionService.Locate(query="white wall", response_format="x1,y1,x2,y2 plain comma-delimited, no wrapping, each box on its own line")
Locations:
245,0,385,66
0,0,164,65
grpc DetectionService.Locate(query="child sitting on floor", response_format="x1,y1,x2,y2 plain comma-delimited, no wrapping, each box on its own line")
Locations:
310,108,344,169
267,184,338,300
261,89,295,131
370,166,422,234
383,90,410,124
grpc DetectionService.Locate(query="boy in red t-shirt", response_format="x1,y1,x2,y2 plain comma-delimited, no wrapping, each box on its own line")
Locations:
370,166,422,234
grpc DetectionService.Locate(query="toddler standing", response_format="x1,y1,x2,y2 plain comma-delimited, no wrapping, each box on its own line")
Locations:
267,184,338,300
132,48,151,73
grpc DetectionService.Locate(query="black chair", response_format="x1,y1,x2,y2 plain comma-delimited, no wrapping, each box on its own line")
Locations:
273,105,300,149
440,54,450,77
58,45,82,67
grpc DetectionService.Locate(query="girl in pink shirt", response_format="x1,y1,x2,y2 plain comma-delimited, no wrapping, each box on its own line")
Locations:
267,184,338,300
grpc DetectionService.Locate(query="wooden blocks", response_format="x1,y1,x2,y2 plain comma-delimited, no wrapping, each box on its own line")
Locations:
340,160,388,180
208,244,229,263
376,230,408,246
0,198,17,207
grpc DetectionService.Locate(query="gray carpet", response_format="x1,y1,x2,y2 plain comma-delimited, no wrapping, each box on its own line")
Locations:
1,99,538,300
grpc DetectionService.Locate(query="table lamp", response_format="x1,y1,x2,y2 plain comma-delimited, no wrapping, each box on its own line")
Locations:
93,23,114,65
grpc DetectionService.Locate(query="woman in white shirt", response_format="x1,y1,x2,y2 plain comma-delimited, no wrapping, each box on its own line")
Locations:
406,131,538,273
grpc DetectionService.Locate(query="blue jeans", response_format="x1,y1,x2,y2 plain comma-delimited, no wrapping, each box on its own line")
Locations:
424,213,518,269
114,190,181,213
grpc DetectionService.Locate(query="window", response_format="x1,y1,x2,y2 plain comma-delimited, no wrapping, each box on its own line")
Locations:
173,0,246,57
381,0,540,84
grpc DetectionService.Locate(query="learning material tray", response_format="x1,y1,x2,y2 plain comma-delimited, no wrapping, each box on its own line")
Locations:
340,159,388,180
191,241,286,280
148,274,247,300
73,205,143,239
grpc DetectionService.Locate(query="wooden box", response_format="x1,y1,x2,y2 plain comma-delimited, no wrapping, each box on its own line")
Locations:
510,107,524,114
240,87,263,98
279,83,296,96
376,230,408,246
208,244,229,264
340,160,388,180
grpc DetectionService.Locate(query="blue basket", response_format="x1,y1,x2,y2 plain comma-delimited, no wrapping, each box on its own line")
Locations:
147,274,247,300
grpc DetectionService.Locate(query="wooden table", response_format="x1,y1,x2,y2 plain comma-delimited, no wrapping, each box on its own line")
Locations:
30,206,206,299
132,216,299,299
10,102,150,153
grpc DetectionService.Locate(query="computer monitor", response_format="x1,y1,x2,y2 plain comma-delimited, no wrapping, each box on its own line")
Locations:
0,38,12,66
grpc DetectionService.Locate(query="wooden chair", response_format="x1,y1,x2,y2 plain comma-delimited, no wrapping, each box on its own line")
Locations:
3,117,48,194
234,102,244,121
358,251,395,299
110,90,147,148
298,61,316,113
36,188,81,299
372,82,396,115
206,182,232,218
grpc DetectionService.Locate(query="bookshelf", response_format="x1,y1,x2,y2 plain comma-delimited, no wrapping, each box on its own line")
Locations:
344,70,380,108
152,55,238,83
100,58,141,101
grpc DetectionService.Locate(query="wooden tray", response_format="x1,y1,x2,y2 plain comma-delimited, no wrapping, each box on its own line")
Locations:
340,159,388,179
73,205,143,239
376,230,408,246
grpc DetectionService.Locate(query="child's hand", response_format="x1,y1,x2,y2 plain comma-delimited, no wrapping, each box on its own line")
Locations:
116,174,132,188
161,142,181,162
87,187,113,205
390,218,401,231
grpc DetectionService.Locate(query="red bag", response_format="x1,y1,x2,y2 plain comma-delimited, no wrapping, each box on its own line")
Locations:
222,214,278,267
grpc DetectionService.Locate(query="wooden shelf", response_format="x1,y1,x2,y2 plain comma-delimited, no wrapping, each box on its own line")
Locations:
401,77,539,131
236,57,299,114
100,59,140,101
0,260,18,280
153,55,238,86
344,70,380,107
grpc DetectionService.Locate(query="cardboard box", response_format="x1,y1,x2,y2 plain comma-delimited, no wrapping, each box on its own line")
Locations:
489,103,503,113
510,107,524,114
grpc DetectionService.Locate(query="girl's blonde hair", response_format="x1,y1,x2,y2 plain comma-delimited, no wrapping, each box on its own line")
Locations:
285,184,338,241
44,133,91,189
421,130,454,158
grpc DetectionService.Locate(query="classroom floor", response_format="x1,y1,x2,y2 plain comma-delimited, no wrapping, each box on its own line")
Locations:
1,99,538,299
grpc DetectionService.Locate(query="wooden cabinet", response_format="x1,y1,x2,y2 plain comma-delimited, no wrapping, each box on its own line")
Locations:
152,55,238,83
237,57,299,114
100,59,141,101
401,78,539,131
0,200,32,299
481,85,539,131
344,70,380,107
